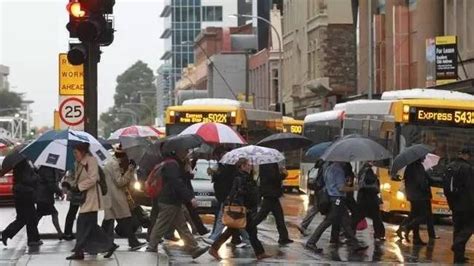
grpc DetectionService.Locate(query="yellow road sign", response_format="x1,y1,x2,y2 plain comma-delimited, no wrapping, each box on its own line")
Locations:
59,53,84,95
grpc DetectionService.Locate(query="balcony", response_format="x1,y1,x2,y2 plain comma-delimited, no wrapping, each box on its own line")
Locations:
160,51,172,60
160,0,171,17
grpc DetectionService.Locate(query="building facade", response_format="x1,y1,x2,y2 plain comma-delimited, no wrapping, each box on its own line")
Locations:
0,65,9,91
159,0,251,104
282,0,357,119
156,63,171,126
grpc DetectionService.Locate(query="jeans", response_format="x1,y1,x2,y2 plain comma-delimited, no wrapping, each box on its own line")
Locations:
307,198,359,247
209,203,250,243
211,209,264,256
253,196,290,241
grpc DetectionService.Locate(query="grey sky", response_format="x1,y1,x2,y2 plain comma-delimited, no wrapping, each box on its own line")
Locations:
0,0,164,127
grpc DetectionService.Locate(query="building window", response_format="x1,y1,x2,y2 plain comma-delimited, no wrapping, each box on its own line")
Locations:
202,6,223,21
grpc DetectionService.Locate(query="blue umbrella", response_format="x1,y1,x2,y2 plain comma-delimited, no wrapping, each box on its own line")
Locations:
305,141,332,159
21,129,112,171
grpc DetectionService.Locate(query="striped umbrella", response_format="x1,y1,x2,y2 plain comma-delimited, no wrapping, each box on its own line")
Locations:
178,122,246,145
21,129,112,171
108,125,164,141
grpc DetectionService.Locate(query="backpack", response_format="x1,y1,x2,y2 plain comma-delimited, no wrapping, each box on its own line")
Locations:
85,164,107,196
145,159,177,199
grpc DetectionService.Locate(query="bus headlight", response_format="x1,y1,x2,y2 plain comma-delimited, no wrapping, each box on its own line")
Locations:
396,190,406,201
133,181,142,192
381,183,391,191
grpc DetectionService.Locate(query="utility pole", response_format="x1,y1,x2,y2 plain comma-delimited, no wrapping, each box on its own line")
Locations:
84,43,99,137
367,0,373,99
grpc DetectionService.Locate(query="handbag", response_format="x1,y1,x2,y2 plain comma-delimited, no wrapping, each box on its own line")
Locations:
356,218,368,231
70,165,86,206
222,205,247,229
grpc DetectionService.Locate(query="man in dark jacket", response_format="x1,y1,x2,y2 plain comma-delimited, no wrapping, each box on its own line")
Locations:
2,159,41,246
252,163,293,245
446,148,474,263
146,148,208,259
397,159,434,245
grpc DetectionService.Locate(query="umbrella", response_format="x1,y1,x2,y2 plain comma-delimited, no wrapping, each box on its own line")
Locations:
21,129,112,171
0,144,27,177
305,141,333,159
179,122,246,145
161,134,204,155
120,136,152,163
422,153,440,170
0,143,7,150
137,141,163,179
321,136,392,162
108,125,164,141
391,144,434,176
98,137,113,150
256,133,312,151
219,145,284,165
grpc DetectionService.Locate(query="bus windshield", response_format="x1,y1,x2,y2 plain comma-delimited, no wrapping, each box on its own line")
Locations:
400,125,474,178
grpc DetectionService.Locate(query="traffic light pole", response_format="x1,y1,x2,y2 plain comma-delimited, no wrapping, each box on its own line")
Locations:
84,43,99,137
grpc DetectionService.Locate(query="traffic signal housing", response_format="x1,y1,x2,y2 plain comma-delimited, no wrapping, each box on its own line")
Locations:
66,0,115,46
67,43,87,66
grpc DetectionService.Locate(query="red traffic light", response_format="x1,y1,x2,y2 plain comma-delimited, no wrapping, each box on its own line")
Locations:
67,1,86,18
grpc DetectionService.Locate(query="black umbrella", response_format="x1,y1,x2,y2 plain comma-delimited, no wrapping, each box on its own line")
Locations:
256,133,313,152
137,141,163,180
391,144,434,176
120,136,152,164
161,134,203,155
321,136,392,162
0,144,26,177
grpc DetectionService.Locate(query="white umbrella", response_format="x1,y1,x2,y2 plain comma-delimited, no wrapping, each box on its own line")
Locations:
422,153,440,170
219,145,284,165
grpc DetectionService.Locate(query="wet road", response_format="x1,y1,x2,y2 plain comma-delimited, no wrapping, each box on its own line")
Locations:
0,194,472,265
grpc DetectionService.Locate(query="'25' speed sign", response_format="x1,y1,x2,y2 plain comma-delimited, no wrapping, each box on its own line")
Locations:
59,96,85,126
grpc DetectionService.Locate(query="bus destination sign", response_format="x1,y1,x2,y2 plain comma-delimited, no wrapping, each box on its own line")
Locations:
176,112,230,124
284,125,303,134
409,106,474,128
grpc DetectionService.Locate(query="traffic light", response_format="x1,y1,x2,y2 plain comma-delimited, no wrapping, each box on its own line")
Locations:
66,0,115,46
67,43,87,65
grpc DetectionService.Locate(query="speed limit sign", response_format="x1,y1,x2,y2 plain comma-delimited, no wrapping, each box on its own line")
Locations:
59,96,84,129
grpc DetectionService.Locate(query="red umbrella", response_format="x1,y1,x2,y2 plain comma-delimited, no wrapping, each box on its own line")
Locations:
108,125,164,141
179,122,246,145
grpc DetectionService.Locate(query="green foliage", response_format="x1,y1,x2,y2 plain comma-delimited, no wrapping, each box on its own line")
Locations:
0,90,23,116
100,60,156,137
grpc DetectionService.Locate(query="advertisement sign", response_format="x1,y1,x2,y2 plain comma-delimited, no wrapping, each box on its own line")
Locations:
435,36,458,85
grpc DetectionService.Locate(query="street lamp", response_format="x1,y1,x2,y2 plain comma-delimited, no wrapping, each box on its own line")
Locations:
124,103,154,125
117,108,139,125
229,14,284,114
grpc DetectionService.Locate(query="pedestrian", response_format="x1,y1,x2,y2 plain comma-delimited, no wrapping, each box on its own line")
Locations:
396,158,436,245
66,143,117,260
297,159,327,236
36,166,64,240
305,161,368,253
208,158,271,261
101,146,146,251
1,159,42,247
444,148,474,263
252,163,293,245
61,169,79,241
351,162,385,241
206,148,249,247
146,147,209,259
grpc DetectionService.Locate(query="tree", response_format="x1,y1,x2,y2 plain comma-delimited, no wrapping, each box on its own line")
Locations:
100,60,156,137
0,90,23,116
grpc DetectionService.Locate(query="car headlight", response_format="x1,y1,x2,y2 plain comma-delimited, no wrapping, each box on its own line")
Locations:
381,183,391,191
133,181,142,192
396,190,406,201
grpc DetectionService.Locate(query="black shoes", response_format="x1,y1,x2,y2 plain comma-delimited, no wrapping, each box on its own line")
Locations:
130,242,147,251
278,239,294,246
104,244,119,258
66,253,85,260
27,240,43,247
413,239,427,246
145,246,157,252
63,234,75,241
191,246,210,259
1,234,8,246
305,243,323,253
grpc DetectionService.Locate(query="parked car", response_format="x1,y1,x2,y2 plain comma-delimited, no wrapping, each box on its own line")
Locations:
0,156,14,204
191,159,218,214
